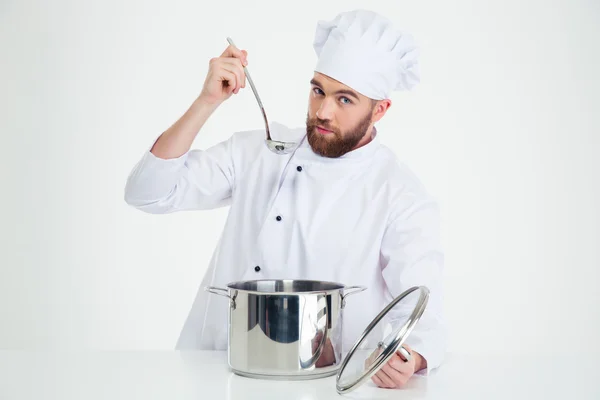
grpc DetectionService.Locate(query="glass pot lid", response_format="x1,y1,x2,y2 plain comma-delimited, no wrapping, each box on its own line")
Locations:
335,286,429,394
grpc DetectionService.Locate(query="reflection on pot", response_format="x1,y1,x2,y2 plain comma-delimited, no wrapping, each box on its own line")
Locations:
247,295,302,343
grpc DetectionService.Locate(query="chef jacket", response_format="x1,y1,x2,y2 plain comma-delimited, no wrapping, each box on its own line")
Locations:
124,121,447,374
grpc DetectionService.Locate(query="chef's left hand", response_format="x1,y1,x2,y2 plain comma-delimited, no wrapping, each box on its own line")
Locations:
371,344,426,389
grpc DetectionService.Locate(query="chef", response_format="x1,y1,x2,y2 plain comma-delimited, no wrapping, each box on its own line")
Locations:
124,9,446,389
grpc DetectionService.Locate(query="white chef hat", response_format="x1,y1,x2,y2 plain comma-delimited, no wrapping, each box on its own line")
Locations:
313,9,420,100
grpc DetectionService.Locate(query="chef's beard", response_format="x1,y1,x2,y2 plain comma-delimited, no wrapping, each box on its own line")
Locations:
305,112,372,158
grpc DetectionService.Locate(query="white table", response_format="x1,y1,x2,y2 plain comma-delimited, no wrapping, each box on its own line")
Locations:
0,350,598,399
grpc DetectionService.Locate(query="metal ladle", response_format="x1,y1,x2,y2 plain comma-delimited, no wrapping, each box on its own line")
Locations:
226,37,297,155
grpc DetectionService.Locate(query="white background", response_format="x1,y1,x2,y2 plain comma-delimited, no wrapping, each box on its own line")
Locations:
1,0,599,358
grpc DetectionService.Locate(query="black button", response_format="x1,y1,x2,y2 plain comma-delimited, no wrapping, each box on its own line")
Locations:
296,166,302,172
276,215,282,221
254,266,261,272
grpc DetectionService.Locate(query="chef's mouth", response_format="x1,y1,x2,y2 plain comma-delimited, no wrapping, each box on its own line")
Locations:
316,125,334,134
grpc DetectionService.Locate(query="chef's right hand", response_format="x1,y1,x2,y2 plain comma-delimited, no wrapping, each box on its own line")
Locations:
199,44,248,106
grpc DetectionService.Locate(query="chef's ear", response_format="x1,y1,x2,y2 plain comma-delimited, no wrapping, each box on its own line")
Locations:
371,99,392,123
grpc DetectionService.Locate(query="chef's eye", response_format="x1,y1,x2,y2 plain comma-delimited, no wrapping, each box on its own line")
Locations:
313,87,324,95
340,97,352,105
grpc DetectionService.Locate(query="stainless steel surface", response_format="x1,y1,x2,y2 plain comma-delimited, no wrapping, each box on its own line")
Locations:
226,280,346,293
226,37,297,155
206,286,236,309
340,286,367,307
397,345,412,361
206,279,367,380
377,341,411,361
335,285,430,394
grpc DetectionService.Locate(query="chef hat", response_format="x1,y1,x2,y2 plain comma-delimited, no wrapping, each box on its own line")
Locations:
312,9,420,100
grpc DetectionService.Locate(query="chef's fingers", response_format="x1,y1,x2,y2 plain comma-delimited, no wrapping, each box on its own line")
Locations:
381,362,407,387
217,69,237,94
371,374,386,388
374,369,396,388
220,58,246,89
221,44,247,66
218,64,242,94
388,353,411,374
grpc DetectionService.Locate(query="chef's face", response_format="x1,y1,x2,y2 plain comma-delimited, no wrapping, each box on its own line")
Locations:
306,73,390,158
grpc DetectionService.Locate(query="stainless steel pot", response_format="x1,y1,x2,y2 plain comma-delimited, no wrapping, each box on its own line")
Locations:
206,279,366,380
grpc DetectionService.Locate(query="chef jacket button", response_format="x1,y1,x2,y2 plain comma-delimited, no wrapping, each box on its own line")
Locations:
254,266,261,272
296,166,302,172
276,215,282,221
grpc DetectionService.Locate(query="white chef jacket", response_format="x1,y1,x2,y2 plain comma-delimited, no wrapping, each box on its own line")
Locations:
124,121,446,374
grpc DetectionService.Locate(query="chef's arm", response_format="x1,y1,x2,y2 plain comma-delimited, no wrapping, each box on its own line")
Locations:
150,96,219,160
380,194,447,375
124,97,236,214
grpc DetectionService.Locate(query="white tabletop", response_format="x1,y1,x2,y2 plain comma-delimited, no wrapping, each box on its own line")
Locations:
0,350,598,399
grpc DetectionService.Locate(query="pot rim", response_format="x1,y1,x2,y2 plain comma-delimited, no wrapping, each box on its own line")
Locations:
224,278,349,295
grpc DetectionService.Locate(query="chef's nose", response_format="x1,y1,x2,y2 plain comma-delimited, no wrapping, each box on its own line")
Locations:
316,99,334,120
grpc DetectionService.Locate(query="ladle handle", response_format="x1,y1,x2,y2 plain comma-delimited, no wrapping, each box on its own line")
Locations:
226,37,264,110
226,37,271,140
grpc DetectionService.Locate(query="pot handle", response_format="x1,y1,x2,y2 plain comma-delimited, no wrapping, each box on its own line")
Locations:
205,286,236,309
341,286,367,307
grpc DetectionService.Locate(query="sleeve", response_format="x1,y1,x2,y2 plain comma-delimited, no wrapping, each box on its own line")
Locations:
123,134,236,214
379,192,447,375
